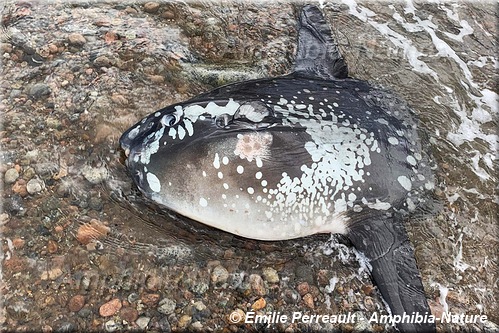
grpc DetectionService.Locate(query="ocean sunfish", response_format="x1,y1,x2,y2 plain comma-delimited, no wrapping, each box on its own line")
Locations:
120,5,436,333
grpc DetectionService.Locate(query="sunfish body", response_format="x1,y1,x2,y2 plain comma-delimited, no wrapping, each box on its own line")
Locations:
120,5,436,333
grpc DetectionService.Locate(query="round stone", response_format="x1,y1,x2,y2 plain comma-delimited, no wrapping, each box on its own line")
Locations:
26,178,45,194
4,168,19,184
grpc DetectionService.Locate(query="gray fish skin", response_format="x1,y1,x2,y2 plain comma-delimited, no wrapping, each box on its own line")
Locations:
120,5,436,333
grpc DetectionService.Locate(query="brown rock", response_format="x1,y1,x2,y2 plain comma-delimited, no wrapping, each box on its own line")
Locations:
296,282,310,296
40,267,63,280
143,2,160,13
251,297,266,310
145,275,161,291
141,293,160,307
48,44,59,54
161,11,175,20
249,274,266,296
302,293,314,309
47,240,58,253
120,306,139,323
12,179,28,197
99,298,122,317
68,33,86,46
77,219,110,245
12,238,25,249
68,295,85,312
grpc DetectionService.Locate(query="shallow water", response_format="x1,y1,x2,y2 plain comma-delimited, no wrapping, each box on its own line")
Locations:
1,1,497,332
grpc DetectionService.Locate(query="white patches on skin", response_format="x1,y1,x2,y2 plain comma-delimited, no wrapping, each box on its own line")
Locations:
213,153,221,169
398,175,412,191
168,127,177,139
183,98,241,123
236,103,269,122
247,187,255,194
255,171,262,179
127,126,140,140
388,137,399,145
236,165,244,174
425,181,435,190
177,125,186,140
222,156,229,165
367,200,392,210
234,133,273,162
407,155,417,166
183,119,194,136
199,197,208,207
223,183,229,190
218,172,223,179
137,127,165,165
146,172,161,192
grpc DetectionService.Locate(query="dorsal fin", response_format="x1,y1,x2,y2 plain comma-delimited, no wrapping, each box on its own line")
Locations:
293,5,348,80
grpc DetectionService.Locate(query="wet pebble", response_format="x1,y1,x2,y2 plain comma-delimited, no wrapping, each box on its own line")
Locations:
161,10,175,19
68,295,85,312
156,317,171,332
4,168,19,184
296,281,310,296
136,316,150,330
68,33,86,46
190,282,208,296
120,306,138,323
251,297,266,310
249,274,266,296
55,182,70,197
145,274,160,291
302,293,314,309
104,320,119,332
127,292,139,303
47,240,58,253
26,178,45,194
262,267,279,283
141,293,160,307
94,55,111,67
4,195,24,215
282,288,300,304
99,298,122,317
12,179,28,197
28,83,51,99
22,167,36,180
143,2,160,13
211,265,229,285
178,315,192,329
157,297,176,315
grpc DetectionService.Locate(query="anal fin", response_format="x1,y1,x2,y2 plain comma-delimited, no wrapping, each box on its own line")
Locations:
347,213,436,333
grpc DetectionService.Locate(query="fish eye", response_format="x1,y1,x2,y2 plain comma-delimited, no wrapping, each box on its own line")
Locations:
161,114,180,127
